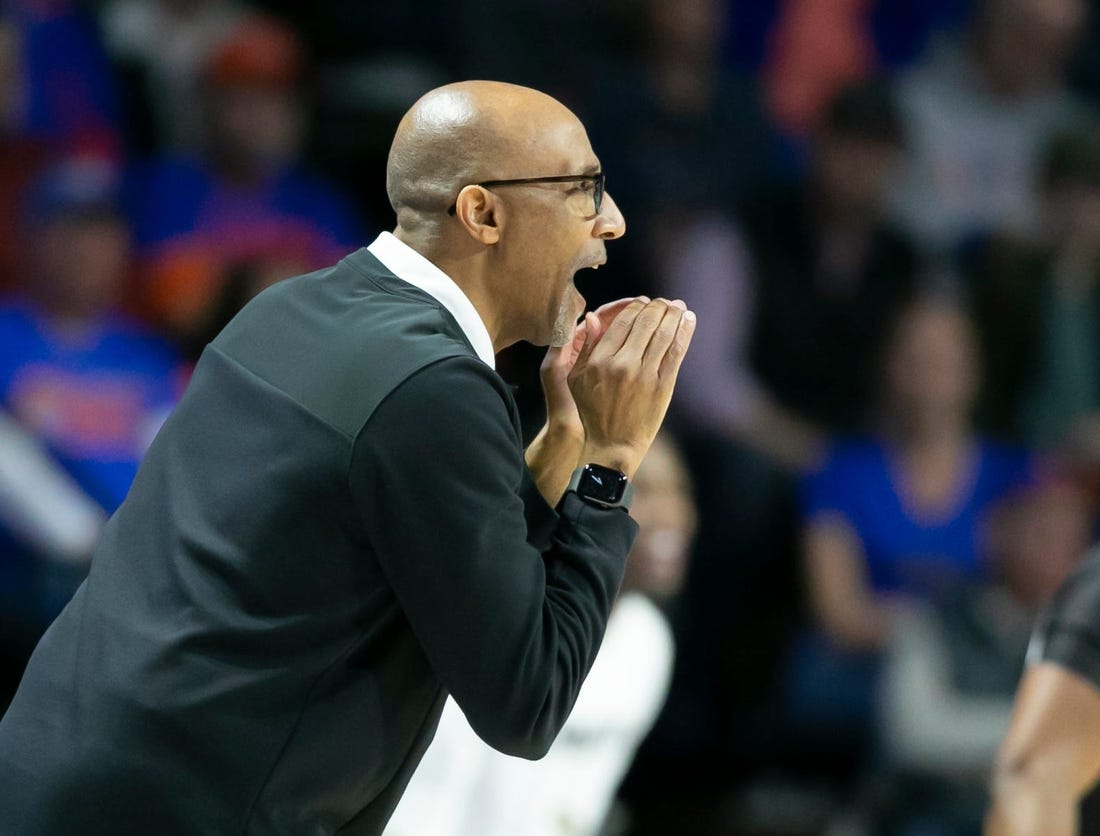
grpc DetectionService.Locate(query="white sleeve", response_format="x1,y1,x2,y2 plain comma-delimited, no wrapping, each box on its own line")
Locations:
0,410,105,563
878,605,1016,776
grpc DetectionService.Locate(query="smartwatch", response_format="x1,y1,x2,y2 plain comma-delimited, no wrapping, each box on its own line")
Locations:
566,464,634,511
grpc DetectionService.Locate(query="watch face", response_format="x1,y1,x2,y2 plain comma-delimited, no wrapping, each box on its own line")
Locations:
579,464,628,505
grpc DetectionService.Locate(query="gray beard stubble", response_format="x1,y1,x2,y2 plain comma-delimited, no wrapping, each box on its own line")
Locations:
550,294,574,347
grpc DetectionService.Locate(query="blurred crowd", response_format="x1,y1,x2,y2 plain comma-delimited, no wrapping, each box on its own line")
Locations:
3,0,1100,834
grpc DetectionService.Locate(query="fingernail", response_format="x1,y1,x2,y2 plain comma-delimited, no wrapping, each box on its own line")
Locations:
671,299,687,310
684,311,696,323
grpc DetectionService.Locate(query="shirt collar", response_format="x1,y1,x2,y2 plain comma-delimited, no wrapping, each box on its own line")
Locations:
366,231,496,369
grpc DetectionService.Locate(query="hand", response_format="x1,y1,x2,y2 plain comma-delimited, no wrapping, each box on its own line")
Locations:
538,297,646,436
526,298,648,506
568,298,696,478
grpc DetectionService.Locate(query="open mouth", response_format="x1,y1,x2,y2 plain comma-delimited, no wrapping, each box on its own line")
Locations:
575,259,605,275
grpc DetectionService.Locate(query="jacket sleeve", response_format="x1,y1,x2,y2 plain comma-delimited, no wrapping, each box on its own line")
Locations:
1034,546,1100,690
348,356,638,759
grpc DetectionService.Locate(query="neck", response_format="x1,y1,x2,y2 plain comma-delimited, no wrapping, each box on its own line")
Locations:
889,415,967,451
392,226,510,353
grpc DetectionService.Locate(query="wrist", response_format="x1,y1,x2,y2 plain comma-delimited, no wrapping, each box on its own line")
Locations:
544,416,585,448
566,463,635,510
579,442,640,480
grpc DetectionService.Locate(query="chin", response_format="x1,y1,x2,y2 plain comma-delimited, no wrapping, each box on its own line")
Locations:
546,288,584,347
548,325,572,348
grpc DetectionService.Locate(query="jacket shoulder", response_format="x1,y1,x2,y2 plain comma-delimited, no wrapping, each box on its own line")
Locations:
210,254,487,437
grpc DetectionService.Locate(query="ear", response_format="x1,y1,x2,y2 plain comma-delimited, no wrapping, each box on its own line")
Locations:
454,185,502,245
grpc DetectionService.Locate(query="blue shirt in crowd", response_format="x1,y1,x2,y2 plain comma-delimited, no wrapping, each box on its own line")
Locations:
802,437,1034,598
128,156,361,258
0,299,181,514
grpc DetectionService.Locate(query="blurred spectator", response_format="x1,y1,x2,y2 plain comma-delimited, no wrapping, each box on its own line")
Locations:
99,0,246,154
0,0,129,287
0,15,46,289
892,0,1087,258
493,0,779,439
972,125,1100,453
622,81,918,835
762,0,878,140
877,477,1093,835
787,296,1035,773
127,14,362,358
761,0,976,142
1,0,123,155
0,156,182,704
1,157,181,514
671,80,917,471
384,434,696,836
581,0,777,303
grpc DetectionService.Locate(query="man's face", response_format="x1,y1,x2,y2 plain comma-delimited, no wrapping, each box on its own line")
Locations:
491,117,625,347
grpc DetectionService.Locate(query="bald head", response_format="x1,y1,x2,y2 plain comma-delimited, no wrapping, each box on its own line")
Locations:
386,81,584,232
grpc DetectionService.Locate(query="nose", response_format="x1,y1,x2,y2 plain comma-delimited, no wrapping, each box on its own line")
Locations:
593,191,625,240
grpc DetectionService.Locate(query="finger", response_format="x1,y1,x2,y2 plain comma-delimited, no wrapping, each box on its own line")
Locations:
570,311,602,375
588,298,648,360
576,297,643,357
592,296,647,332
641,306,687,370
617,299,674,361
658,309,697,381
540,342,568,380
567,320,589,366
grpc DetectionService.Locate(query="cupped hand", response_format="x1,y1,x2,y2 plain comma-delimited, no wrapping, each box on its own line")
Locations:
567,297,696,478
539,297,649,433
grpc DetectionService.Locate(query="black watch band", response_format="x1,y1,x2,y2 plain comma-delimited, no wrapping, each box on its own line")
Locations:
566,463,634,510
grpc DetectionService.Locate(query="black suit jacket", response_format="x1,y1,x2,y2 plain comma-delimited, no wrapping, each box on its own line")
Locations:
0,247,637,834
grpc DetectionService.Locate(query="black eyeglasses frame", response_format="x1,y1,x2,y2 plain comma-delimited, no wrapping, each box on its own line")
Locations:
446,173,605,217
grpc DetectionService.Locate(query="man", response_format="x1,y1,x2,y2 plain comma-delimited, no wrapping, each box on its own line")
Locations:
0,80,696,835
385,433,697,836
986,542,1100,836
128,14,362,358
0,156,181,708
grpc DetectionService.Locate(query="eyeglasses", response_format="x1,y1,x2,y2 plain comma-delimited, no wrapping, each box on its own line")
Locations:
447,173,605,218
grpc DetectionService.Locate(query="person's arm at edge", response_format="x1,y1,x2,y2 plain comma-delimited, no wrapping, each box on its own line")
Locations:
986,661,1100,836
804,513,896,652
